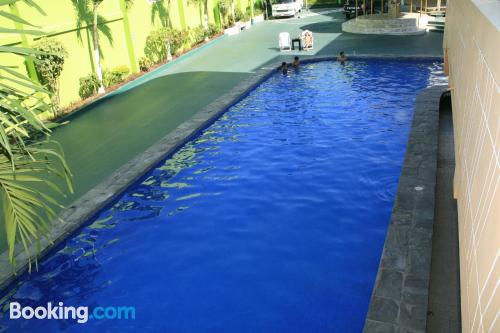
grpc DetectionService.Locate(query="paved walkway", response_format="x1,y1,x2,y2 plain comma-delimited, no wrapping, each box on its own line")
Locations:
427,106,461,333
0,9,445,248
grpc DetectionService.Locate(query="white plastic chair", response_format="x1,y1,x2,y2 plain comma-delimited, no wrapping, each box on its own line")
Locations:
279,32,292,51
301,30,314,51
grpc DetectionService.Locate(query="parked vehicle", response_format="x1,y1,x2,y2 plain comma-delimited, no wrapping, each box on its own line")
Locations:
272,0,304,18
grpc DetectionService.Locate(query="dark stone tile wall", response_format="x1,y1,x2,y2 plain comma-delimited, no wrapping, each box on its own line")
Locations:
364,86,447,333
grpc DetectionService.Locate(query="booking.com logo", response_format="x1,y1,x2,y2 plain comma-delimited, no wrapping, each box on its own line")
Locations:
9,302,135,324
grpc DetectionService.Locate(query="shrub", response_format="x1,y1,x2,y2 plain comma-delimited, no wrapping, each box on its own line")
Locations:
138,56,151,72
235,8,244,22
254,0,264,15
78,73,100,99
32,38,68,107
189,26,206,46
206,23,222,37
218,0,232,26
144,27,187,63
103,65,129,88
227,15,235,27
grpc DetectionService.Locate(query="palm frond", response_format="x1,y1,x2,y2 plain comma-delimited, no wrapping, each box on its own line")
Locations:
0,0,73,269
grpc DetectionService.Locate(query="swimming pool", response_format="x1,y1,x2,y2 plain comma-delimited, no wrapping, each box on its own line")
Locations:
0,59,445,332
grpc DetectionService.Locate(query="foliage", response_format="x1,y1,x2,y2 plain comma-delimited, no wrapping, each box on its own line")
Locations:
206,23,222,37
32,38,68,108
218,0,233,26
189,26,206,45
234,7,244,22
144,27,187,63
103,65,129,88
253,7,263,16
150,0,171,27
70,0,114,57
71,0,132,93
254,0,264,11
227,15,235,27
0,0,73,269
78,73,100,99
138,56,151,72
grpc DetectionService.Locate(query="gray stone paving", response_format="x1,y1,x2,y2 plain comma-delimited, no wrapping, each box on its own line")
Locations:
364,86,447,333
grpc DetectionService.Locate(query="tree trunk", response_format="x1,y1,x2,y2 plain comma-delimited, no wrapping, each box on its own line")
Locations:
203,1,209,30
93,4,105,94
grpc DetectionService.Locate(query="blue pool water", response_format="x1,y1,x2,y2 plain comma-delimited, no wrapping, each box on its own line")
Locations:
0,60,445,332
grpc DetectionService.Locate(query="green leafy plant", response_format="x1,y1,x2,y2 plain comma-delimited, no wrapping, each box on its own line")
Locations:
227,14,235,27
218,0,232,27
103,65,129,88
189,26,206,45
70,0,133,94
144,27,187,63
0,0,73,270
138,56,151,72
150,0,171,27
234,7,244,22
254,0,264,13
206,23,222,37
32,38,68,109
78,73,100,99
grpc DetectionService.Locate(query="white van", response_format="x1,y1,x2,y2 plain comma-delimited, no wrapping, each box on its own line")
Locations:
272,0,304,18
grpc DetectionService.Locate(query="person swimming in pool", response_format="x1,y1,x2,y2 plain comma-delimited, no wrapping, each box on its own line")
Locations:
292,56,300,69
337,51,348,65
279,62,288,75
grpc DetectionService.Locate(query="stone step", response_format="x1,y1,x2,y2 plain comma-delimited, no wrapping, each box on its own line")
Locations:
428,21,445,26
352,19,417,27
427,25,445,32
341,14,426,35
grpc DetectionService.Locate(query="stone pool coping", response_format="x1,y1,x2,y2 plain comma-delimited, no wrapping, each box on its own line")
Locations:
363,85,447,333
0,56,446,332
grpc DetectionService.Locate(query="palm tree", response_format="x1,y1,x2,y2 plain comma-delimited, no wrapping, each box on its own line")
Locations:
90,0,105,93
150,0,171,27
0,0,72,270
71,0,132,94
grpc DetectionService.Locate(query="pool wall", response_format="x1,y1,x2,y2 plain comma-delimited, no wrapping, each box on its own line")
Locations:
0,56,446,332
363,85,447,333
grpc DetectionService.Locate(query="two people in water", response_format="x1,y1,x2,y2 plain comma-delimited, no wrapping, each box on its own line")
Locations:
280,56,300,75
279,52,346,74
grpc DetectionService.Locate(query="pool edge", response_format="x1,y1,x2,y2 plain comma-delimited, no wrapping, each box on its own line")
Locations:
363,85,447,333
